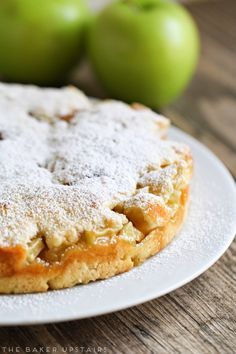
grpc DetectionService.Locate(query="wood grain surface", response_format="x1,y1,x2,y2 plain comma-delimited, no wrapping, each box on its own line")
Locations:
0,0,235,353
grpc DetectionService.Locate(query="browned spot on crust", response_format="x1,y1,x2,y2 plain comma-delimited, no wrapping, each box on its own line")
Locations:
59,110,78,122
131,103,148,111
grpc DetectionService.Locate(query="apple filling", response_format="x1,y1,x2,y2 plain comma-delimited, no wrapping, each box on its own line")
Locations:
25,160,190,265
118,222,144,244
26,237,45,263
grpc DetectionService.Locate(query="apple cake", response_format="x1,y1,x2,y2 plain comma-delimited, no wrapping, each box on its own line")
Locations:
0,83,192,293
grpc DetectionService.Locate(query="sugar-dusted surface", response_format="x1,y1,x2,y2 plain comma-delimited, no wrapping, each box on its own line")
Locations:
0,126,235,325
0,84,184,248
0,83,90,120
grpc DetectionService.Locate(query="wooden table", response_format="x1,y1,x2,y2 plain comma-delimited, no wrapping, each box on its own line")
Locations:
1,1,235,353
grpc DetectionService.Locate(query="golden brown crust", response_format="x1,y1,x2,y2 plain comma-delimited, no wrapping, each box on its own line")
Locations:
0,189,189,294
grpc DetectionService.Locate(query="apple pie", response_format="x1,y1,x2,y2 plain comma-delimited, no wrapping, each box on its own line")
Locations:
0,83,192,293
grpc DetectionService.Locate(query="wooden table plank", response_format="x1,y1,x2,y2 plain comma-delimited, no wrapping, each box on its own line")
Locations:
0,1,235,353
164,0,236,177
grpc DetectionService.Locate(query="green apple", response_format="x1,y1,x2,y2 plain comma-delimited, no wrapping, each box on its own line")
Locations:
0,0,90,85
88,0,200,108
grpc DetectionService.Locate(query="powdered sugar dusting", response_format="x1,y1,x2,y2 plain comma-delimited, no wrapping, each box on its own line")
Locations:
0,83,187,248
0,83,90,120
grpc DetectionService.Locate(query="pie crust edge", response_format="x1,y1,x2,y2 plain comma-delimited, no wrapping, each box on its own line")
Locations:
0,188,189,294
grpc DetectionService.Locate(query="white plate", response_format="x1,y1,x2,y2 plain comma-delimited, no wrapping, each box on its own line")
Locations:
1,127,236,326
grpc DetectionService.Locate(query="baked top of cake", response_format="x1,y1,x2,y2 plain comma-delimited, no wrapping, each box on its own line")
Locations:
0,83,192,293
